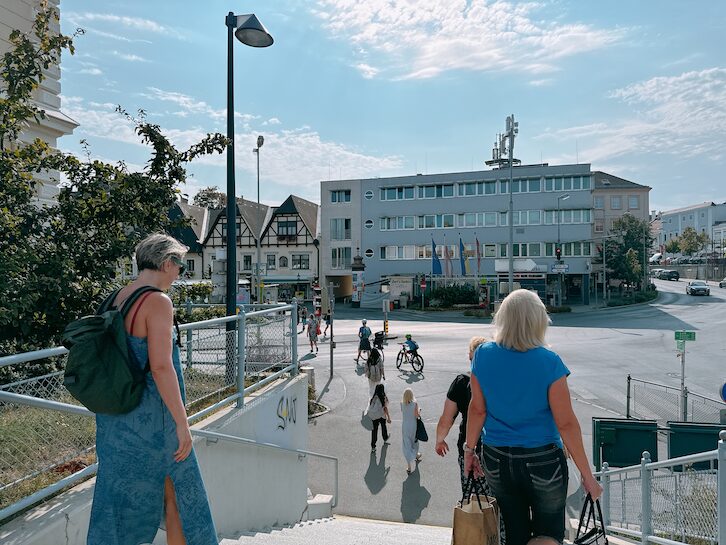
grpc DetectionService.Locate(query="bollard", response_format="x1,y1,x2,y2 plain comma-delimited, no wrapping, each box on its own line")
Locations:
640,451,652,541
626,375,631,419
300,366,315,393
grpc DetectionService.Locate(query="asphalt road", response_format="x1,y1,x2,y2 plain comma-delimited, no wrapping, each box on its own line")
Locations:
300,278,726,527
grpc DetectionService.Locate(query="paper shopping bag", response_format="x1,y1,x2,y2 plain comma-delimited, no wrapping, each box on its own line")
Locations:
452,488,499,545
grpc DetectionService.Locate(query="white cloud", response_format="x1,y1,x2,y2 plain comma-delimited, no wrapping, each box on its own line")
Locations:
67,13,169,34
311,0,625,80
79,67,103,76
264,117,282,126
529,78,554,87
113,51,150,62
141,87,226,120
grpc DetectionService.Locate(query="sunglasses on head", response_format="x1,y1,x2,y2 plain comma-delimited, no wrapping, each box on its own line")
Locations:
170,256,187,276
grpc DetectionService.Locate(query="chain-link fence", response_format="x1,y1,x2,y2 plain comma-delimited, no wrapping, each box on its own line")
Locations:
602,460,718,544
627,376,724,424
0,303,297,516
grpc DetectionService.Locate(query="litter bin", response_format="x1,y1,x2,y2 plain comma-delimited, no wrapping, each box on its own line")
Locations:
399,295,408,308
592,417,658,470
393,300,400,309
667,421,722,470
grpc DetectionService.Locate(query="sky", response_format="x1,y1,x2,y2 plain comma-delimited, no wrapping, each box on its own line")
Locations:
57,0,726,212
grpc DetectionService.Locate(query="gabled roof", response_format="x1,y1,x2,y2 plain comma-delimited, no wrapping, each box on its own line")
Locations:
592,171,651,190
270,195,319,238
169,201,207,253
237,197,270,240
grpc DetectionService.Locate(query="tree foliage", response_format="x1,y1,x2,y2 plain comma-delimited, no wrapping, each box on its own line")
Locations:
598,214,653,287
0,3,227,378
664,238,680,255
677,227,709,256
192,186,226,209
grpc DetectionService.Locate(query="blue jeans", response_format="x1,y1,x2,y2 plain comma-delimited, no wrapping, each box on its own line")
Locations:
480,443,567,545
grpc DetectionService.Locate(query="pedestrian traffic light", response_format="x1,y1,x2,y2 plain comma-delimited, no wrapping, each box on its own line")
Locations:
555,246,562,260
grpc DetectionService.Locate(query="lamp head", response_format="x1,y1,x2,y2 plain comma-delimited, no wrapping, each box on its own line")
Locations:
257,135,264,148
233,14,274,48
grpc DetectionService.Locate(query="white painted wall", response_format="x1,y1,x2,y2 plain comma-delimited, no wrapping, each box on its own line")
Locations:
1,375,311,545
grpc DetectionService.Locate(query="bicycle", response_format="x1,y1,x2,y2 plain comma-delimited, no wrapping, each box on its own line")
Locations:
396,343,424,372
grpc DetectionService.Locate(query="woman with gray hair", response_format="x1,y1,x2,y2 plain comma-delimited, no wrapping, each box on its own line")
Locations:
464,289,601,545
88,233,218,545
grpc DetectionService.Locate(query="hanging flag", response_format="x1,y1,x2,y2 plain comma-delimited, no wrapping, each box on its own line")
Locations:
459,237,471,275
431,238,442,275
444,244,453,277
475,236,481,275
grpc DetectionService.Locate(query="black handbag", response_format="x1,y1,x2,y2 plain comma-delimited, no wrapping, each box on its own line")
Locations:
574,494,608,545
415,417,429,442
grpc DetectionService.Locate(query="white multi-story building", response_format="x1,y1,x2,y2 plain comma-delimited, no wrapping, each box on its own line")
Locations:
0,0,78,205
657,202,726,250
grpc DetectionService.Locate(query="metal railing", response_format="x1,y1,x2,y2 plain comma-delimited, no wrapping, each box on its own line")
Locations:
626,375,724,424
597,431,726,545
0,301,338,522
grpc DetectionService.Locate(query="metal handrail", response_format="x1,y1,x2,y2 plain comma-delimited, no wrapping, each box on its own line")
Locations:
595,449,718,477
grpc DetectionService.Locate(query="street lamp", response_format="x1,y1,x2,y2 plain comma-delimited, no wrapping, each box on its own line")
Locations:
556,193,570,306
253,135,264,302
225,13,273,319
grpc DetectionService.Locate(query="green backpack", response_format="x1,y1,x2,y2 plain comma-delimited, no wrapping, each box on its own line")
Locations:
62,286,161,414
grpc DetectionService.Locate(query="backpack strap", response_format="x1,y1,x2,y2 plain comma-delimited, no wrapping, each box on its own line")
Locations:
129,292,154,336
119,286,163,316
97,289,122,315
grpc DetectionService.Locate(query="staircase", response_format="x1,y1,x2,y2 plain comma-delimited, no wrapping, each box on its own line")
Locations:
220,516,452,545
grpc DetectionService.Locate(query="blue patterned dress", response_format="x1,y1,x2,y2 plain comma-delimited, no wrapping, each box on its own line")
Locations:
88,333,218,545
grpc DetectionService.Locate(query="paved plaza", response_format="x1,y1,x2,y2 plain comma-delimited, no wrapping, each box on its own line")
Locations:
300,279,726,526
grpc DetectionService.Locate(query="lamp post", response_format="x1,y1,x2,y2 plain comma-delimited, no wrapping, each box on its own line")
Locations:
556,193,570,306
506,115,518,294
225,12,273,320
253,135,264,302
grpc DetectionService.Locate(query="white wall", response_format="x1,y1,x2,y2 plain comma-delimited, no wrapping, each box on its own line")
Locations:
1,375,311,545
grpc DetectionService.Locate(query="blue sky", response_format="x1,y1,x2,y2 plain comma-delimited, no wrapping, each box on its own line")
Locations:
58,1,726,212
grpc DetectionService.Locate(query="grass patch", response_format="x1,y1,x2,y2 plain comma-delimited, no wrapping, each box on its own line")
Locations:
607,289,658,307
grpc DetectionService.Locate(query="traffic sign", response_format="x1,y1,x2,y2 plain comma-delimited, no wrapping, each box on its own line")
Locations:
674,331,696,341
420,279,426,289
551,264,569,273
676,340,685,351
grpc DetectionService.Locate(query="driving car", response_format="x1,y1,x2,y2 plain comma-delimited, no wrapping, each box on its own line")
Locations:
720,278,726,288
686,280,710,296
657,270,680,281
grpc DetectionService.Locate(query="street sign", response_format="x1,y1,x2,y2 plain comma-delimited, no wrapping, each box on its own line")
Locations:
420,279,426,289
551,264,569,273
674,331,696,341
676,340,685,351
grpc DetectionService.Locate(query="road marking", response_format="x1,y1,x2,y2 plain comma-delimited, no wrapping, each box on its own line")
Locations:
571,395,625,417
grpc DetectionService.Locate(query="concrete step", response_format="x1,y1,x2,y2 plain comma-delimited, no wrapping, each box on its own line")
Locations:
219,515,452,545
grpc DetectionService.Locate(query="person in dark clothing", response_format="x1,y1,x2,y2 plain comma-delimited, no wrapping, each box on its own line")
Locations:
367,383,391,451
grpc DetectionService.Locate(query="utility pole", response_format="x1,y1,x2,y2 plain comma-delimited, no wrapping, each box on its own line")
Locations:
253,135,264,303
328,282,335,379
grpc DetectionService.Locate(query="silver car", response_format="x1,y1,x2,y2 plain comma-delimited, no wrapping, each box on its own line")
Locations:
686,280,710,296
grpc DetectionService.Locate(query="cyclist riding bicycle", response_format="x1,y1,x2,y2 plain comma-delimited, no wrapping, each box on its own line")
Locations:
355,319,372,363
403,333,419,355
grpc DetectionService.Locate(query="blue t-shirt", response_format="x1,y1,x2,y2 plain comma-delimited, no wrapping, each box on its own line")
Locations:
471,341,570,448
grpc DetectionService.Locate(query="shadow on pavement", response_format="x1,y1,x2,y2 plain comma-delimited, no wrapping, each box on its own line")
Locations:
397,370,424,384
400,465,431,523
364,444,390,495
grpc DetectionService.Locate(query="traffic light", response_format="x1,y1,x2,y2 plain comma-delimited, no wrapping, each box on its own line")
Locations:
555,246,562,260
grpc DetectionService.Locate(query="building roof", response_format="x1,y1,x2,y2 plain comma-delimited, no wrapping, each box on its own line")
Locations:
661,202,720,215
271,195,319,238
237,197,270,240
592,171,650,190
169,201,208,253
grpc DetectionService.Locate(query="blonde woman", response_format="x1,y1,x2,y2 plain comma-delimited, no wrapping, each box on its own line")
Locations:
464,289,601,545
88,234,217,545
401,387,422,474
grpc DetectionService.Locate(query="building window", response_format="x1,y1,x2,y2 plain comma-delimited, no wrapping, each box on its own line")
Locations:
484,181,496,194
611,196,622,210
594,196,604,209
277,220,297,240
364,248,374,258
628,196,639,210
266,254,276,270
380,186,415,201
364,219,374,229
279,256,288,268
185,259,195,272
331,247,351,269
595,221,604,233
417,214,454,229
331,189,351,203
330,218,352,240
381,216,415,231
418,184,454,199
292,254,309,269
364,190,374,200
243,255,252,270
484,244,496,258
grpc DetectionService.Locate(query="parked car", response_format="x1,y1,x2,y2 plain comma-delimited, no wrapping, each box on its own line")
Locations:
650,268,664,277
657,270,680,281
686,280,710,296
649,253,662,264
719,278,726,288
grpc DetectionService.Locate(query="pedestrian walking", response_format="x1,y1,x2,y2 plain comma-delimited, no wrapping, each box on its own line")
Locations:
323,311,330,336
306,313,319,353
464,289,602,545
299,306,308,334
367,383,391,451
365,348,385,397
401,387,422,474
87,234,218,545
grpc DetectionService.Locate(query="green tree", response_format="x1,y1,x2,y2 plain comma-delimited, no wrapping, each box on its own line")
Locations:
0,3,227,379
664,238,680,255
678,227,701,256
192,186,226,208
603,214,653,288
